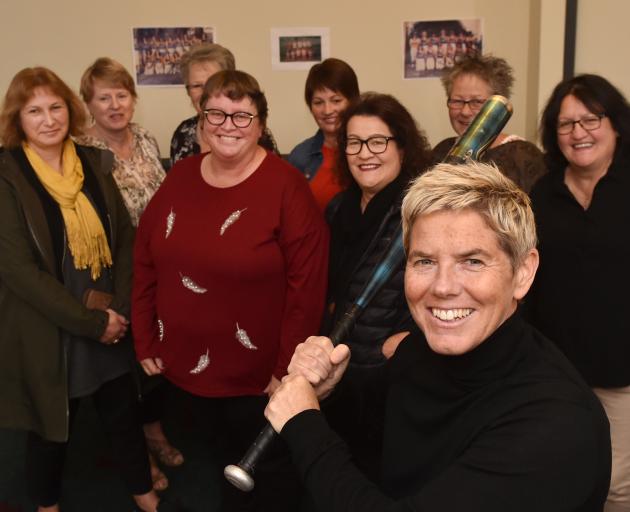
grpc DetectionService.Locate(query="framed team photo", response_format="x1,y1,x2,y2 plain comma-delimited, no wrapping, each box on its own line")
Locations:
403,19,483,79
271,27,330,71
132,26,215,86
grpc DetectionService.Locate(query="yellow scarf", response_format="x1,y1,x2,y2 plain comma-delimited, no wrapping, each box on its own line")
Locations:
23,140,112,280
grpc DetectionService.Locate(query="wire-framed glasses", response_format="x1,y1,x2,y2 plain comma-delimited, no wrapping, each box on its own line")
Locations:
446,98,487,112
557,114,605,135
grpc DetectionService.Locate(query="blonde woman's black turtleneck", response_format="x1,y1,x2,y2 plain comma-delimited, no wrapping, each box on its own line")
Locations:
281,312,611,512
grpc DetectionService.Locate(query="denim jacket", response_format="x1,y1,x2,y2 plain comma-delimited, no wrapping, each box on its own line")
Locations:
286,130,324,181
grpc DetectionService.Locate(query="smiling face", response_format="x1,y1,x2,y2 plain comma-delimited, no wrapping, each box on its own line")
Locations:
201,93,262,161
310,87,349,138
448,73,493,136
86,80,135,134
346,115,403,203
187,60,222,112
19,87,69,153
405,209,537,356
557,94,617,175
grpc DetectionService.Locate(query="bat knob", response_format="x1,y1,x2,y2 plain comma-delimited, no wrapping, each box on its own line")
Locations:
224,464,255,492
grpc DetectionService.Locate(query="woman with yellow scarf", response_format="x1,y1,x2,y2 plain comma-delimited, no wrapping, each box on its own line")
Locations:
0,68,172,511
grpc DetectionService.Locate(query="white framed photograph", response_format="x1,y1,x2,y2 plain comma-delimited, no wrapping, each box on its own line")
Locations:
271,27,330,71
132,26,215,86
403,19,483,79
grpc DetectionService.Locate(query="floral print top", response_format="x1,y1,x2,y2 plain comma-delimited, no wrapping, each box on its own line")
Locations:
76,123,166,226
170,116,198,166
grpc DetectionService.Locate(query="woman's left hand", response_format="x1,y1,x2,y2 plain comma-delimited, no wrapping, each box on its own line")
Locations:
265,374,320,433
140,357,164,376
264,375,281,396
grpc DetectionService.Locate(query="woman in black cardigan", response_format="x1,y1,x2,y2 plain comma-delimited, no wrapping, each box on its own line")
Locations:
320,92,431,480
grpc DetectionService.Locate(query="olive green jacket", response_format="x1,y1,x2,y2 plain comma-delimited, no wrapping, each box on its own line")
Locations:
0,145,134,442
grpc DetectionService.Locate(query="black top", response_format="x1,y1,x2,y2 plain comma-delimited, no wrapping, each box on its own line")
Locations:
431,137,547,193
282,312,611,512
324,174,411,367
525,156,630,387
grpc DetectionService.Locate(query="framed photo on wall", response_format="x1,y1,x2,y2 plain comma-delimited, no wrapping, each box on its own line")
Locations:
132,26,215,86
403,19,483,79
271,27,330,71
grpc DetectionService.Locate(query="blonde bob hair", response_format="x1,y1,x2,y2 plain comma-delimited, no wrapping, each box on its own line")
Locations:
80,57,137,103
401,161,536,270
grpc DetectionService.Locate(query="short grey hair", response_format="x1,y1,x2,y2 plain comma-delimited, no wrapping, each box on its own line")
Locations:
179,43,236,84
441,54,514,99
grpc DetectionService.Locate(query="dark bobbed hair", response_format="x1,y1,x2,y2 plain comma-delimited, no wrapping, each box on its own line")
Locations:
540,74,630,170
199,69,268,127
80,57,137,103
304,58,360,107
0,67,86,148
335,92,431,188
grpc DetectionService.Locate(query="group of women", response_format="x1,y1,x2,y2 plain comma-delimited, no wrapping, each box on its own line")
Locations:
0,43,628,512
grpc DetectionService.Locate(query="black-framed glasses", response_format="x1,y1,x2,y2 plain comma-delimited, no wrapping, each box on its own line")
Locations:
446,98,487,111
556,113,605,135
345,136,396,155
203,108,258,128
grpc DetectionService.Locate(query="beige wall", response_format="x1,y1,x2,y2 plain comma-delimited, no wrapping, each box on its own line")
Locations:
2,0,560,155
575,0,630,97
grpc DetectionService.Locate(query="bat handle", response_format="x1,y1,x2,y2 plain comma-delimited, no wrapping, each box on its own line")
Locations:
224,422,277,492
224,303,363,492
328,303,361,345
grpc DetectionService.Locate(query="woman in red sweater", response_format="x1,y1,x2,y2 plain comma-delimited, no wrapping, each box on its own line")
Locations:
132,70,329,511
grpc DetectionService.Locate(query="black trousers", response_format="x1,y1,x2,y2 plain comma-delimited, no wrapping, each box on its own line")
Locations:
139,373,168,425
172,386,301,512
25,373,152,507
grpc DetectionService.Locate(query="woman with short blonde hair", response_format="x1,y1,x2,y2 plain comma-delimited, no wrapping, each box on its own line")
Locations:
402,161,537,269
76,57,176,493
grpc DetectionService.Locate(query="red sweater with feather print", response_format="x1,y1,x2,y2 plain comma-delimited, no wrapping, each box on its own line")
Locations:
132,152,329,397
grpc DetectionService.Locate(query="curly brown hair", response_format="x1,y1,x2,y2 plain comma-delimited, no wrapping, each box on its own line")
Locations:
335,92,431,188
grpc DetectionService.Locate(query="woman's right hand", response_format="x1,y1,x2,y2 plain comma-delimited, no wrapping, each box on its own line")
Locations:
99,308,129,345
287,336,350,400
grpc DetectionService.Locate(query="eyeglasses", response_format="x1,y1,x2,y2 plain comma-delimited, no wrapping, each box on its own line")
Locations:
446,98,487,112
203,108,258,128
185,84,204,93
556,114,605,135
345,136,396,155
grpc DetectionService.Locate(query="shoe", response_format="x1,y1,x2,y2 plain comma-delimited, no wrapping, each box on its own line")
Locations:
146,438,185,467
